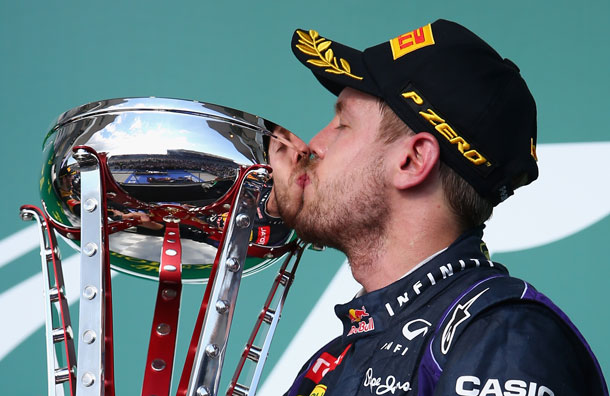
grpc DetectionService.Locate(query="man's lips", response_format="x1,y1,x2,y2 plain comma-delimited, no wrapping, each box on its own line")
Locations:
296,173,310,188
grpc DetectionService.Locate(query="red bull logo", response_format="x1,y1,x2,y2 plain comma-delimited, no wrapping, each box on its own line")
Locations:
346,306,375,336
348,306,369,323
347,318,375,336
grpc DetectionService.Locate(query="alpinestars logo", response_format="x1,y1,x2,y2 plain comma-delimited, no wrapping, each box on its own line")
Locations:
441,288,489,354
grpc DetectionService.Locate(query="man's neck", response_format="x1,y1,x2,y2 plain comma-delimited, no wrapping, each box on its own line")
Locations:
346,207,461,293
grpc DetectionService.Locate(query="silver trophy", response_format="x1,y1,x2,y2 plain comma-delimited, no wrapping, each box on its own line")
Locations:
20,98,308,396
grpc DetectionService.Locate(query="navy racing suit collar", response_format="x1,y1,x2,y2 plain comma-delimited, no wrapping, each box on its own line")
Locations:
334,228,505,343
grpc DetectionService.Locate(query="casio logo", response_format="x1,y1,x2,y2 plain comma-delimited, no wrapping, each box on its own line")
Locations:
456,376,554,396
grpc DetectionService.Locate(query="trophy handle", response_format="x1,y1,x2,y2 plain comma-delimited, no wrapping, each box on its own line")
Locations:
227,241,305,396
19,205,77,396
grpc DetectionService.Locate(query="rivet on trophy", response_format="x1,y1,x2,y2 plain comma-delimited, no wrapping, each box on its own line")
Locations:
82,330,96,344
156,323,171,336
19,210,33,221
226,258,240,272
81,372,95,387
83,198,98,212
196,386,211,396
205,344,220,358
235,214,251,228
83,286,97,300
83,243,98,257
216,300,230,314
161,288,177,300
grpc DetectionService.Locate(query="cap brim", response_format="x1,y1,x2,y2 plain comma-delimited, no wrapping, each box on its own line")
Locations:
292,29,381,98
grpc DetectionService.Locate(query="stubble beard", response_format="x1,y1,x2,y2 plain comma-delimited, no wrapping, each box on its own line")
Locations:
274,161,308,228
289,156,390,262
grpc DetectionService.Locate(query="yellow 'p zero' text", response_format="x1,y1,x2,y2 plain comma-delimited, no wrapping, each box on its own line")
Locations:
401,91,490,167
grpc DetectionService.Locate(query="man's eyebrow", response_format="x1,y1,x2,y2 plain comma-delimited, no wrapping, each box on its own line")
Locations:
334,100,344,115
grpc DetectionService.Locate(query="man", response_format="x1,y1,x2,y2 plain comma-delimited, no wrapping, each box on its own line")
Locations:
272,19,608,395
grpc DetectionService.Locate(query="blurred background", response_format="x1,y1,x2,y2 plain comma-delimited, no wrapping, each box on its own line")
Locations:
1,1,608,394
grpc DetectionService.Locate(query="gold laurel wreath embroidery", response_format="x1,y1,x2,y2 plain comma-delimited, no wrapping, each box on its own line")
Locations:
295,30,363,81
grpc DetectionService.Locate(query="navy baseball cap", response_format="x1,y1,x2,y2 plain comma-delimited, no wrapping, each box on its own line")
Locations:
291,19,538,206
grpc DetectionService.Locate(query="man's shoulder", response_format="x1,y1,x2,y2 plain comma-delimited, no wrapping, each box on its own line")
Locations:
421,275,608,395
430,301,607,395
430,274,581,358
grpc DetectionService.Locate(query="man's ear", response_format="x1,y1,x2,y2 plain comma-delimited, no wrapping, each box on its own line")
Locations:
392,132,440,190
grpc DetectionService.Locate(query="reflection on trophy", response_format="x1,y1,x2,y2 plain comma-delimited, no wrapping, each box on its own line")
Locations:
20,98,309,396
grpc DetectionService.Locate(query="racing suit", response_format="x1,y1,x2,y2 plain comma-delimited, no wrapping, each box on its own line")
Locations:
285,229,608,396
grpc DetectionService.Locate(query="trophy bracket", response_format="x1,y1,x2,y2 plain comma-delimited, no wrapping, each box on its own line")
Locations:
73,146,115,396
185,166,269,396
141,221,184,396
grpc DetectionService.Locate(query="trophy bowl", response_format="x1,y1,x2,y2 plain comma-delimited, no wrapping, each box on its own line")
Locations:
40,97,297,283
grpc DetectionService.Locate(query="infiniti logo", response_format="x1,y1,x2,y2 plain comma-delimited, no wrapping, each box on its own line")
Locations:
402,318,432,341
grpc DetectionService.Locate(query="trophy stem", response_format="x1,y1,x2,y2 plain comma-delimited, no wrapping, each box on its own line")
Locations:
141,221,184,396
19,205,77,396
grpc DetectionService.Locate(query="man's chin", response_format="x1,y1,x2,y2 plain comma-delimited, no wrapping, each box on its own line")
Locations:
276,196,304,229
292,220,339,249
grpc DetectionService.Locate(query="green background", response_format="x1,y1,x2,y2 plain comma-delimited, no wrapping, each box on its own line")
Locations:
1,1,608,394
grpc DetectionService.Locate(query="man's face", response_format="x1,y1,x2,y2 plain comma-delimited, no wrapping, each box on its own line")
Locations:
268,126,309,220
282,87,391,250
